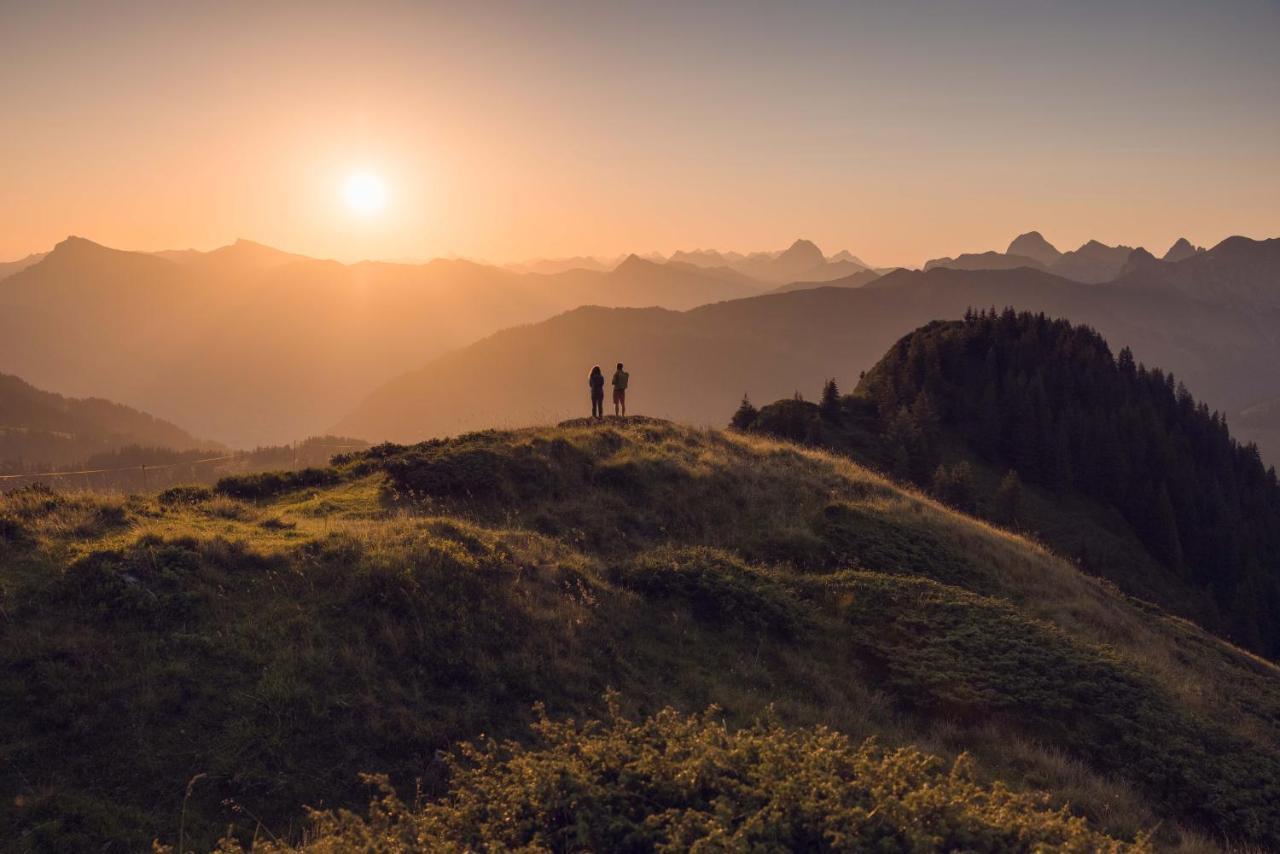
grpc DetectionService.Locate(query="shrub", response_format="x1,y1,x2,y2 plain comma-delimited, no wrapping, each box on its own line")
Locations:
816,502,990,588
992,469,1023,526
157,484,214,506
611,546,802,637
374,434,566,503
932,461,976,511
729,393,758,430
753,397,822,444
1,482,64,519
215,468,340,500
0,515,31,548
228,704,1143,852
819,378,842,423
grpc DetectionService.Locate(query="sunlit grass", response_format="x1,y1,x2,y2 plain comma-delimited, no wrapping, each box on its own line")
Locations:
3,419,1278,850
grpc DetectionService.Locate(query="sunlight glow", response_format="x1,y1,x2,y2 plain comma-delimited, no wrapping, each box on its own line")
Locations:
343,171,388,217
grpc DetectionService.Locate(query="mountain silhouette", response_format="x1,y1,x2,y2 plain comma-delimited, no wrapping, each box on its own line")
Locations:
668,239,870,283
1048,239,1137,283
925,234,1140,283
1115,235,1280,307
1162,236,1204,263
768,267,883,293
829,248,871,267
504,255,615,274
924,250,1045,272
1006,230,1061,265
0,250,48,281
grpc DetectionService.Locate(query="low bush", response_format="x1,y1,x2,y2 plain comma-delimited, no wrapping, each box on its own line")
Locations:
375,433,568,503
215,468,340,500
611,546,803,637
816,502,989,588
157,484,213,506
226,704,1143,852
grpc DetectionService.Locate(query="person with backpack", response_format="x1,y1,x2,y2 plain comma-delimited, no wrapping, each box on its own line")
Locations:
588,365,606,419
612,362,629,417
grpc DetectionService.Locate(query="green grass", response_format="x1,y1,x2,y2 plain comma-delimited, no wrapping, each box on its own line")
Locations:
2,421,1278,851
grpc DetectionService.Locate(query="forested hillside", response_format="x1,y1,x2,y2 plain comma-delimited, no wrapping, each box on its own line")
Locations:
739,311,1280,658
0,371,208,470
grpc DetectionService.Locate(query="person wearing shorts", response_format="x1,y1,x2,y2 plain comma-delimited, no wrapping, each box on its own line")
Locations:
611,362,629,416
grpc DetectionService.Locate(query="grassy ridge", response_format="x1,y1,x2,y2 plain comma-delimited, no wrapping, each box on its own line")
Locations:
2,419,1278,850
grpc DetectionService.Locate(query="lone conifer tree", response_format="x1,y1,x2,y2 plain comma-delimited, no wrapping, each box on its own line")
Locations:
730,394,758,430
819,378,841,423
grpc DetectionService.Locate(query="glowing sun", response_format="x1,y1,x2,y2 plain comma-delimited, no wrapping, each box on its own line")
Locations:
343,171,387,216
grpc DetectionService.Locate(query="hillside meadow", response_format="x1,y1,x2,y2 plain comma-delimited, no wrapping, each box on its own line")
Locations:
3,420,1278,851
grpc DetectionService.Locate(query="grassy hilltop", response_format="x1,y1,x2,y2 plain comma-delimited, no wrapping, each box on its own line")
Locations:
3,419,1280,851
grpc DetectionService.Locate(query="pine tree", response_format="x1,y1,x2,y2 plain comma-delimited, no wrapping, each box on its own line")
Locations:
993,469,1023,526
932,461,975,511
730,394,758,430
819,379,842,423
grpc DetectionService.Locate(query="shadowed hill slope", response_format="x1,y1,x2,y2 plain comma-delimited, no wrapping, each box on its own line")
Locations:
0,371,210,469
3,420,1279,850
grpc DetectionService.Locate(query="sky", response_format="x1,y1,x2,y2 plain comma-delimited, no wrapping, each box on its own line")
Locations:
1,0,1277,267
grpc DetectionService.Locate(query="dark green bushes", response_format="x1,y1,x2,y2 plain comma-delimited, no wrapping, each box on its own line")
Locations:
215,467,341,499
373,432,574,503
816,502,990,588
157,484,213,506
611,546,802,637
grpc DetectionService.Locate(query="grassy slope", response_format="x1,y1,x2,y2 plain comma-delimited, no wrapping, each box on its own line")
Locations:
790,397,1219,627
2,419,1278,851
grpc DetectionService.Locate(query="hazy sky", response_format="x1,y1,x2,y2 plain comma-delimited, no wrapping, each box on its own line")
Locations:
1,0,1276,266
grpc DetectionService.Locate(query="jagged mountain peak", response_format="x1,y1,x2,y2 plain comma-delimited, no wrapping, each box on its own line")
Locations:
1006,231,1061,266
1162,237,1204,263
781,238,823,258
614,253,659,274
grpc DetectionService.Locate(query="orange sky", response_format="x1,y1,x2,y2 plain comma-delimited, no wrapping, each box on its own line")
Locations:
1,1,1277,267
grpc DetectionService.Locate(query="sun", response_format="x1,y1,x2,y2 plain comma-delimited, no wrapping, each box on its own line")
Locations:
342,171,387,216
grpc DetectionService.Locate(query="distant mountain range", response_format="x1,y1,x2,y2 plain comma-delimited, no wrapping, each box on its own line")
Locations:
669,239,872,283
0,237,764,446
3,232,1274,456
1115,236,1280,307
0,251,48,281
0,371,208,469
507,239,875,283
924,231,1211,284
336,237,1280,463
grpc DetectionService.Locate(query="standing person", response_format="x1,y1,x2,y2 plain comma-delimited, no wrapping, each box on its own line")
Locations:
612,362,630,417
588,365,605,419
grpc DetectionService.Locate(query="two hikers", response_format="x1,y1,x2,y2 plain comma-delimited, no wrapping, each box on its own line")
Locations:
587,362,629,419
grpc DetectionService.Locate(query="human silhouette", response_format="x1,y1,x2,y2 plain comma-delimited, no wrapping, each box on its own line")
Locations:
588,365,605,419
612,362,629,417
